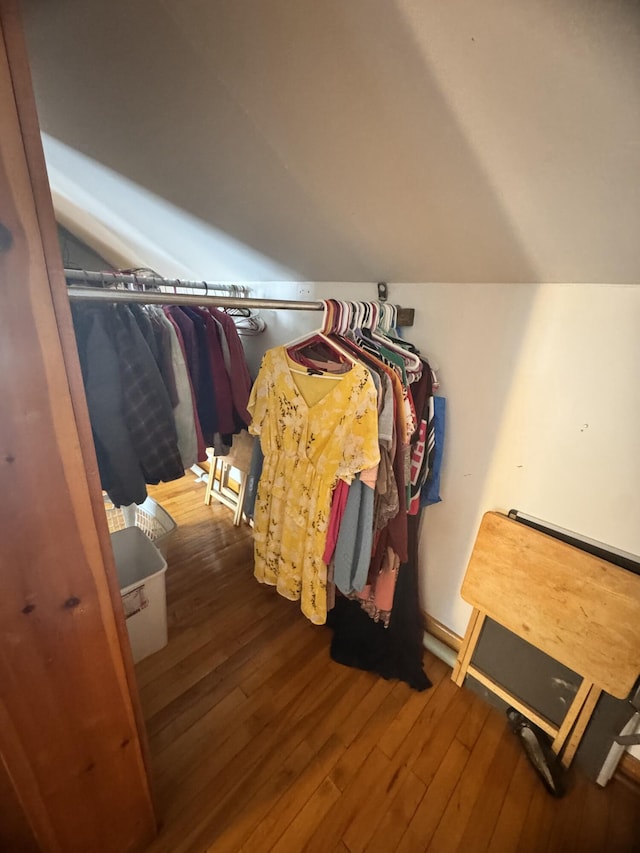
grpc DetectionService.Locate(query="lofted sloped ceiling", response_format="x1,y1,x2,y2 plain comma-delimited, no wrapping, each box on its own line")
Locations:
21,0,640,283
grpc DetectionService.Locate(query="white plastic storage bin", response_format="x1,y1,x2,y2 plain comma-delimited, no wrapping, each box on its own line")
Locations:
104,495,177,558
110,526,168,663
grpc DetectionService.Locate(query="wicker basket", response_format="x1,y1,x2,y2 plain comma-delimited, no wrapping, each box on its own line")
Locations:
104,495,177,558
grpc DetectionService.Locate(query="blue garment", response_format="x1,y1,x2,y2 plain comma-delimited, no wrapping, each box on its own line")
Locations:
422,396,445,506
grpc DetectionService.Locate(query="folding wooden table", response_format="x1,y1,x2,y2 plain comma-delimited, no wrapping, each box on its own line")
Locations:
452,512,640,766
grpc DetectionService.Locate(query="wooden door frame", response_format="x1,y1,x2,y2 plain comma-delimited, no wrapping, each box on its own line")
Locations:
0,2,155,849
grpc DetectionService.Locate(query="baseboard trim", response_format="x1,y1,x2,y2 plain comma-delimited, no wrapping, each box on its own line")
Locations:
423,613,462,653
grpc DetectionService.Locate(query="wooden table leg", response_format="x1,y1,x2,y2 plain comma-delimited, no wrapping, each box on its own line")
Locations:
452,609,485,686
551,679,593,758
560,685,602,768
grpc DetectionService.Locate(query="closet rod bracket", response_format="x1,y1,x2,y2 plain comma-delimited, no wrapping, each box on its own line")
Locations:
396,307,415,327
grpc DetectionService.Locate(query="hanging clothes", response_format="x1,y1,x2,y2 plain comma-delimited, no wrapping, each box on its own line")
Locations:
71,303,183,506
146,306,180,408
179,307,219,446
163,308,207,463
327,509,432,691
421,395,446,507
332,474,375,595
231,298,442,693
156,310,198,469
165,305,251,455
193,307,235,436
248,346,380,625
111,304,184,486
245,300,442,690
71,294,254,507
336,357,434,626
72,304,147,508
210,307,252,427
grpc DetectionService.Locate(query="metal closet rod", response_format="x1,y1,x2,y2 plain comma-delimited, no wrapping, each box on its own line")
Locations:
64,270,415,325
64,268,247,293
67,285,322,311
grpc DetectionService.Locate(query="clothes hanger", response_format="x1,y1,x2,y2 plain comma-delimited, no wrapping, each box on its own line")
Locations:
343,300,422,384
221,283,251,317
378,302,421,355
361,301,422,373
327,300,394,382
284,300,358,371
282,300,329,349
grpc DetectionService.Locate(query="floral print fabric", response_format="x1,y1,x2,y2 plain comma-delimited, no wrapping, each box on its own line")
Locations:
248,346,380,624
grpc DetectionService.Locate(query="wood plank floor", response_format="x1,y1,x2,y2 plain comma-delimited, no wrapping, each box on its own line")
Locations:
138,477,640,853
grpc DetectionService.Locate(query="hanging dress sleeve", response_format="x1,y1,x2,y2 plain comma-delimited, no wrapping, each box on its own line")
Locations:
247,353,270,439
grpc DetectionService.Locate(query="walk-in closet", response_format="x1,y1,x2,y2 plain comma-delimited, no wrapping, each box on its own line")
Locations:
2,0,640,851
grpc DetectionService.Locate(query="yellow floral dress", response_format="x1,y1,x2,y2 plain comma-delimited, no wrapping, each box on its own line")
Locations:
247,346,380,624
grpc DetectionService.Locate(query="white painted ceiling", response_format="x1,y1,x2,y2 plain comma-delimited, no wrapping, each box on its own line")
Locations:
22,0,640,282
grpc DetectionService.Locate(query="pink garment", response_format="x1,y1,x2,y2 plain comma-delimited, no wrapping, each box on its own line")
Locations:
408,418,427,516
356,545,400,628
359,464,378,490
323,479,350,564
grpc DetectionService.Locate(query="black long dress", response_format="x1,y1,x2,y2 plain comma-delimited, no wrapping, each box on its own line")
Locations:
326,509,432,691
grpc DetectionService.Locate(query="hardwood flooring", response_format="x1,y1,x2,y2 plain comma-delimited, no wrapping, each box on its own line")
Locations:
138,477,639,853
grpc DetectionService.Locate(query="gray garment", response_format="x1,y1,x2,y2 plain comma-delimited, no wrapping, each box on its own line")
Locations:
158,312,198,469
80,309,147,507
333,475,375,595
243,438,264,520
374,446,399,530
378,374,394,450
148,306,179,407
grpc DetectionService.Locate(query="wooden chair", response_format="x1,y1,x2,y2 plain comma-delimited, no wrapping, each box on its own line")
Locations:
204,431,254,526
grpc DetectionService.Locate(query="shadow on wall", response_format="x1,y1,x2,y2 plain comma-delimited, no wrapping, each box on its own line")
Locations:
23,0,539,283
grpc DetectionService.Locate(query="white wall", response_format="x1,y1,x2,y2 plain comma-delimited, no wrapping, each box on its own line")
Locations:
482,284,640,554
